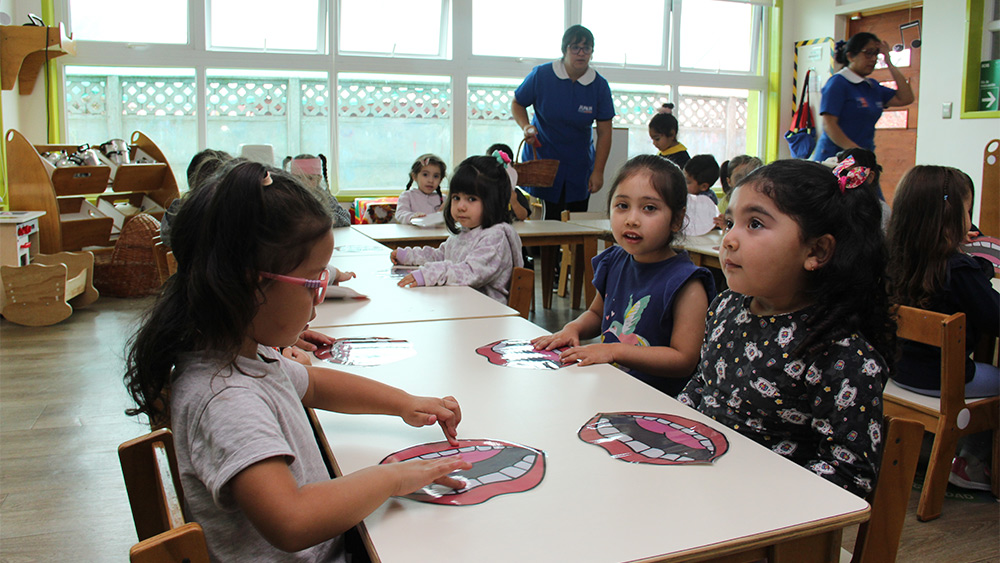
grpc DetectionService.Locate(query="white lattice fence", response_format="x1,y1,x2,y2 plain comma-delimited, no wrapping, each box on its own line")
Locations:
468,85,516,120
207,80,287,117
338,81,451,118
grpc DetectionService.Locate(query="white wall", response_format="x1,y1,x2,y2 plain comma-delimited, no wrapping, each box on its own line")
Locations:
781,0,998,221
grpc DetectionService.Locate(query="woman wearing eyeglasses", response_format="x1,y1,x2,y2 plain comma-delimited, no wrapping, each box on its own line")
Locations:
812,32,914,162
512,24,615,219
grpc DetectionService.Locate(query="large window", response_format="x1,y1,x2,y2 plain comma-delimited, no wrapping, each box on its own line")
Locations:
59,0,769,196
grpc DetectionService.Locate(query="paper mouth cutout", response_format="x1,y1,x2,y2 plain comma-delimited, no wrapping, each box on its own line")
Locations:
579,412,729,465
476,339,568,370
380,439,546,505
313,337,415,366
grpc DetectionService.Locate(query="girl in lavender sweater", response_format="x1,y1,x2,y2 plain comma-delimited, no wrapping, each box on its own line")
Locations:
391,153,524,302
395,154,447,224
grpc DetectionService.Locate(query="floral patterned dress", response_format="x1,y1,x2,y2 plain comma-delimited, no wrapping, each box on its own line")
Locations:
679,291,885,498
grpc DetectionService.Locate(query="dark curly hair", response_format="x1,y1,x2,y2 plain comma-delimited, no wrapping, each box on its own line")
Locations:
736,159,895,367
123,160,333,427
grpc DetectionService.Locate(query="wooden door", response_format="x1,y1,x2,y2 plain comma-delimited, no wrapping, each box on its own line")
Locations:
849,7,922,203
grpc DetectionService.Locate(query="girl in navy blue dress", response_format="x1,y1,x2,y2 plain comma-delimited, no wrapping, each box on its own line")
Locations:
533,155,715,396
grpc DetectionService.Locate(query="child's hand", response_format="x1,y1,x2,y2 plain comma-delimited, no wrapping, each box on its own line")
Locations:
400,395,462,446
398,273,418,288
282,346,313,366
332,269,356,284
558,343,614,367
532,328,580,351
383,455,472,496
712,214,727,230
296,328,333,351
390,249,400,265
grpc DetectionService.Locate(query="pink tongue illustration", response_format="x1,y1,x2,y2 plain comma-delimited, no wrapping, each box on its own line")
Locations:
636,418,704,450
449,449,501,464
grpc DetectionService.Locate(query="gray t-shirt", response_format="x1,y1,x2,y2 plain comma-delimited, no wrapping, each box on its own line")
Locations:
170,345,345,562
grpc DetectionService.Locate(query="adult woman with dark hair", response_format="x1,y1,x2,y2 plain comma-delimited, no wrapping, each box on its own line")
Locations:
511,24,615,219
812,32,914,162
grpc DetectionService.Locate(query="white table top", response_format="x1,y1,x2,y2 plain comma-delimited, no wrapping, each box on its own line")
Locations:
313,254,518,328
352,220,604,245
679,230,723,258
311,316,869,563
331,226,390,256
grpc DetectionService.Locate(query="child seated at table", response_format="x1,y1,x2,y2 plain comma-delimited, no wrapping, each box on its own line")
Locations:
649,103,690,169
124,160,469,561
487,143,531,221
886,165,999,490
678,159,893,498
684,154,720,204
713,155,763,230
396,154,447,225
532,154,715,396
391,153,524,302
283,153,352,227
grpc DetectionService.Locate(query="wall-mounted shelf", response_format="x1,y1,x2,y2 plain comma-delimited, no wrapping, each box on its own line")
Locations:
0,23,76,94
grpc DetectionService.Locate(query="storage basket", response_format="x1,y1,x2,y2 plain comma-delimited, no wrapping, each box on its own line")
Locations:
511,139,559,188
94,213,162,297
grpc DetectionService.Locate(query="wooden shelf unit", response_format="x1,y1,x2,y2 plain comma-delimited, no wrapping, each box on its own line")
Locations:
0,23,75,94
5,129,180,254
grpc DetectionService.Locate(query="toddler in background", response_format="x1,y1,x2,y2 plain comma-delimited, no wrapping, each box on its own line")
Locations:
679,159,894,498
886,165,999,490
684,154,720,204
533,155,715,396
714,155,763,229
649,103,690,169
396,154,447,224
487,143,532,221
160,148,232,246
391,153,524,302
283,154,352,227
124,161,469,561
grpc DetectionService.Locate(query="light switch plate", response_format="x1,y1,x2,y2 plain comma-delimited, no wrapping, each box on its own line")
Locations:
942,102,953,119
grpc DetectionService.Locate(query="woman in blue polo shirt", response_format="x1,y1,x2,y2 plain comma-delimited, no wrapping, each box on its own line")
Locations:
512,25,615,219
812,32,914,162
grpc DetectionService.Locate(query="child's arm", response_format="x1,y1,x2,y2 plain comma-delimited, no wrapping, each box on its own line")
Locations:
230,451,470,552
394,191,418,224
302,365,462,444
532,292,605,350
559,278,709,375
409,230,511,288
391,240,448,266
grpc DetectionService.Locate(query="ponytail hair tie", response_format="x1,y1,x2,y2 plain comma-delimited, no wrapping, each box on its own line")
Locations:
262,170,273,187
492,150,511,167
832,156,871,193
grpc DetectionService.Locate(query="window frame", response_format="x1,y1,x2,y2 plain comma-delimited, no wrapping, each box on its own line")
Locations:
54,0,771,198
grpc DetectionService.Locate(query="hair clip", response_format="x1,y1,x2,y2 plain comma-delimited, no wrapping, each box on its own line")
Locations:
421,158,430,167
832,156,871,193
492,150,511,167
262,171,273,187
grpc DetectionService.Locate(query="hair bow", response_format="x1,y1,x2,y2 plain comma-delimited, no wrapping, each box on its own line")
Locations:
262,171,273,187
492,150,511,167
832,156,871,193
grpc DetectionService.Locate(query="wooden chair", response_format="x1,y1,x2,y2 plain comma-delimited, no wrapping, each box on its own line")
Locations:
508,266,534,320
882,306,1000,521
557,210,607,298
840,416,923,563
151,236,170,285
119,429,210,563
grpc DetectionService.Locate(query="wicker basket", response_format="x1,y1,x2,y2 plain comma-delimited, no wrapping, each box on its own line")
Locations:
511,139,559,188
94,213,162,298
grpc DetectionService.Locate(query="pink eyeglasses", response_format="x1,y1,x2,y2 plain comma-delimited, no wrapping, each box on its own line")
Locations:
260,269,330,304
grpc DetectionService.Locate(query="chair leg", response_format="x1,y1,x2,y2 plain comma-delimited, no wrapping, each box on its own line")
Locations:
917,427,960,522
992,429,999,498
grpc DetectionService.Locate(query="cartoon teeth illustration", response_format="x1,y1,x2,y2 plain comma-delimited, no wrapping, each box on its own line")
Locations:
578,412,729,465
380,439,546,505
475,339,567,370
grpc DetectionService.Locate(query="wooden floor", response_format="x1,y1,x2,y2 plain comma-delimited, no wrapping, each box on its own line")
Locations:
1,278,998,561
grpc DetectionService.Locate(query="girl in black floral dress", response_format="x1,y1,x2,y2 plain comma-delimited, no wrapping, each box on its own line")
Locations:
679,158,895,498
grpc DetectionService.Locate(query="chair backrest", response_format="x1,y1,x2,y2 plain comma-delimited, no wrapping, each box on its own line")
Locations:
850,415,923,563
560,210,607,222
508,267,534,319
151,236,170,285
892,306,966,416
119,429,210,563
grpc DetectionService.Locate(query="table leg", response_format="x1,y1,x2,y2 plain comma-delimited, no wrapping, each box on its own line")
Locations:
571,236,597,309
540,246,555,309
